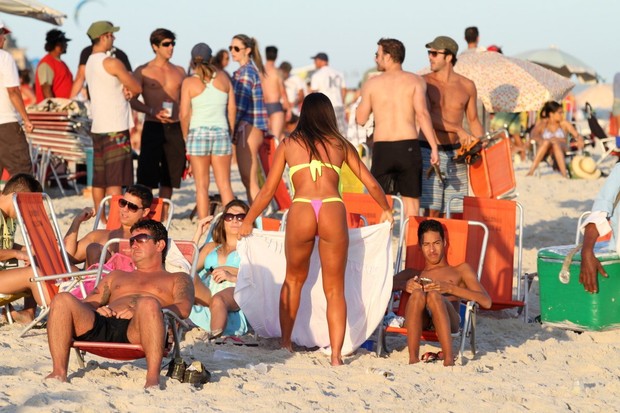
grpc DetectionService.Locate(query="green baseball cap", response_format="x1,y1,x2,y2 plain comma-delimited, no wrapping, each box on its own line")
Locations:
87,21,120,40
425,36,458,55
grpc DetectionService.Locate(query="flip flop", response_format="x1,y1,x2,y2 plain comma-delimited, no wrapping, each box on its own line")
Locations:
453,138,482,163
215,335,259,347
421,351,439,363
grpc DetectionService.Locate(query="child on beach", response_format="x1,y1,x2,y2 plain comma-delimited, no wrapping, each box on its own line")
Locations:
239,92,393,365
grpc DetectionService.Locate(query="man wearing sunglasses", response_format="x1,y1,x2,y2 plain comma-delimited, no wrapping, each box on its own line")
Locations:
420,36,483,218
64,184,153,267
84,21,142,222
356,38,440,218
46,220,194,389
131,28,187,221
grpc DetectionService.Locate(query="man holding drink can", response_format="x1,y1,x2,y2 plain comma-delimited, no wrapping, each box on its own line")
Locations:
131,28,186,220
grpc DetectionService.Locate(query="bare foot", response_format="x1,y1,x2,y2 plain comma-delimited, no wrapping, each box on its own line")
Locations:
45,372,67,382
330,357,344,366
10,308,35,324
438,352,455,367
144,375,160,389
280,340,293,352
408,358,421,364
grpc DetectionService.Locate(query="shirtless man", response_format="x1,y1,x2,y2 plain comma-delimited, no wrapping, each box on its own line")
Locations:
262,46,291,140
356,38,439,217
63,184,153,267
131,28,186,218
420,36,484,217
403,219,491,366
45,220,194,389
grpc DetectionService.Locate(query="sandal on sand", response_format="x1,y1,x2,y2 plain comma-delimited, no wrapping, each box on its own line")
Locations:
421,351,439,363
215,335,259,347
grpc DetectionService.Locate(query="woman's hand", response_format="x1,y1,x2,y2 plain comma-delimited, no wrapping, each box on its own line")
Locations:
193,215,215,244
238,220,253,239
211,268,233,283
380,209,394,226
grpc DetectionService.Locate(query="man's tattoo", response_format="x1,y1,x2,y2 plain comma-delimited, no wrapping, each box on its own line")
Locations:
100,284,111,305
176,274,195,302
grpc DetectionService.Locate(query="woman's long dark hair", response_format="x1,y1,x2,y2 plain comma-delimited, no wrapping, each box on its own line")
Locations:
289,92,353,165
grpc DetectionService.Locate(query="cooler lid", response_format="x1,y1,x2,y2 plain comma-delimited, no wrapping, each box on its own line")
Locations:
538,242,620,263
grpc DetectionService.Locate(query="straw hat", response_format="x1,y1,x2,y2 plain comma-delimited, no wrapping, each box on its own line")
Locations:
570,155,601,180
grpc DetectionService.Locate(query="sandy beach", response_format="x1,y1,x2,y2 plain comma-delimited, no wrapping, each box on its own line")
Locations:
1,159,618,413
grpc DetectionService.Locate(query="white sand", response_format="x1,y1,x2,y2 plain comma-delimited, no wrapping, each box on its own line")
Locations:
1,160,618,412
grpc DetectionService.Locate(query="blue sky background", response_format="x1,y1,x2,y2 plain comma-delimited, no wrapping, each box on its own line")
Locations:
2,0,618,87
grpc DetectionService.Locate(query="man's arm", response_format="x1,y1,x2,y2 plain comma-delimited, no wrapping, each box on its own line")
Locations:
580,223,607,293
165,273,195,319
355,81,372,125
37,63,55,99
414,77,439,165
103,57,141,98
464,80,484,137
69,64,86,98
63,208,98,263
0,247,28,261
7,87,33,133
426,263,492,308
82,274,113,310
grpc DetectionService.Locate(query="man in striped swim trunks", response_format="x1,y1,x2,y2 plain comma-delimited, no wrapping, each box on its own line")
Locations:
420,36,483,217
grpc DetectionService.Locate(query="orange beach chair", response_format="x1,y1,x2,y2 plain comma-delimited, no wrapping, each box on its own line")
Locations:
92,194,174,231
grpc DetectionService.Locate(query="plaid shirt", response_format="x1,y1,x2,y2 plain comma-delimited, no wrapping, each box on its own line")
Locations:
233,62,268,132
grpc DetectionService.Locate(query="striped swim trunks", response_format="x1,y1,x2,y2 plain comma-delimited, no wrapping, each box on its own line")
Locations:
420,144,468,214
186,126,232,156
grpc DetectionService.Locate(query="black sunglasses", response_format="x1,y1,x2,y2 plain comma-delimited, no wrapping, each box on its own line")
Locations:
427,50,448,57
223,213,246,222
228,45,244,52
129,233,157,246
160,41,176,47
118,198,143,213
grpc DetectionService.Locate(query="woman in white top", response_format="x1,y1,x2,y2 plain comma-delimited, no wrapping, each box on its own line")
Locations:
180,43,236,219
527,100,584,178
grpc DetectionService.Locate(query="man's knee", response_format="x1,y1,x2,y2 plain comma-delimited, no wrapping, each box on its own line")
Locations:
134,297,163,316
50,292,80,309
425,291,445,309
405,291,426,313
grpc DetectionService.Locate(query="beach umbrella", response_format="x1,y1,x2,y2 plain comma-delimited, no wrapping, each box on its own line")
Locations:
0,0,65,26
514,46,599,84
574,83,613,111
420,51,575,113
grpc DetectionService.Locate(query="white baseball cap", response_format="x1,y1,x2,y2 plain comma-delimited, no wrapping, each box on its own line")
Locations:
0,21,12,35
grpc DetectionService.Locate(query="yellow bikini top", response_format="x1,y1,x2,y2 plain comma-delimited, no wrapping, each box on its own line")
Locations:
288,159,343,195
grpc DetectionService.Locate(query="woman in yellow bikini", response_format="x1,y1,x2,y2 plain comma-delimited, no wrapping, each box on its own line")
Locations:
239,93,393,365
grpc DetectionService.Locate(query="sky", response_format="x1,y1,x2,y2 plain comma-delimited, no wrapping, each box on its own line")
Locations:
2,0,619,88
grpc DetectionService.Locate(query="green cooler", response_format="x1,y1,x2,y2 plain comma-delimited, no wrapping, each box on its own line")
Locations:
538,243,620,331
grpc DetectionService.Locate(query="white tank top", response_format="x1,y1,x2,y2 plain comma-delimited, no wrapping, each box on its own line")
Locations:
85,52,132,133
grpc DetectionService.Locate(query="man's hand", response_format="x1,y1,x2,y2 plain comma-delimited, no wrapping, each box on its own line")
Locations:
22,121,34,134
114,306,135,319
14,250,30,266
430,147,439,166
154,109,174,123
424,279,452,294
122,87,135,101
96,305,117,318
75,207,95,224
405,277,424,294
579,250,607,293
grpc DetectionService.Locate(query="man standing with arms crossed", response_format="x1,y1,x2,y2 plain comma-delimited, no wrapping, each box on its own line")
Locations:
131,29,186,219
85,21,141,222
356,38,439,217
421,36,483,217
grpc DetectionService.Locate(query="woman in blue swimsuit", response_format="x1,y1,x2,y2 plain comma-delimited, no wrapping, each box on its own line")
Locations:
189,199,250,338
240,93,393,365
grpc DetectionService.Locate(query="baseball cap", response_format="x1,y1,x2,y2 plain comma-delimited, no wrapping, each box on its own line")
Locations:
311,52,328,62
191,43,213,61
87,21,120,40
425,36,458,55
0,21,11,35
46,29,71,44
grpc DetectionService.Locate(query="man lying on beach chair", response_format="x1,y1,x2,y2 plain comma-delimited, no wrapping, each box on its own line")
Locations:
45,220,194,389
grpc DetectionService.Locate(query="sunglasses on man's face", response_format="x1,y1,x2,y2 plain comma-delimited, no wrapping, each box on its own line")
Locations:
223,213,246,222
160,41,176,48
118,198,143,213
427,50,448,57
228,45,245,53
129,233,157,246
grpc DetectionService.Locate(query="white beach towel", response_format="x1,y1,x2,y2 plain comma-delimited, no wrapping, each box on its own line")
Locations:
234,222,393,355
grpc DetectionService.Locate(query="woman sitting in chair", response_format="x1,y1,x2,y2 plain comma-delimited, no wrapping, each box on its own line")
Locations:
527,100,584,178
189,199,249,339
